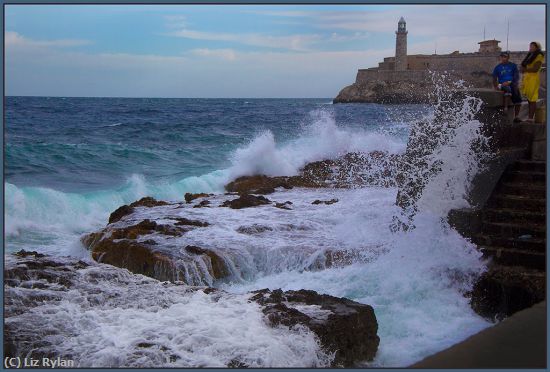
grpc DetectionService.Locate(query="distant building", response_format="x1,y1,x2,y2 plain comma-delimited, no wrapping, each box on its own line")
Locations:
478,39,502,53
370,18,529,74
334,17,546,103
395,17,408,71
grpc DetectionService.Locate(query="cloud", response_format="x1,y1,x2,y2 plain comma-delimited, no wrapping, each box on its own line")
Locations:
6,33,390,97
167,28,321,52
241,10,312,18
238,5,545,53
5,31,92,48
164,14,188,29
328,32,370,42
190,48,237,61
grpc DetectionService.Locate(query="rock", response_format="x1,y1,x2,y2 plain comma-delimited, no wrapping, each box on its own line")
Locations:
130,197,169,208
108,204,135,224
322,249,365,269
312,199,339,205
107,219,185,240
108,197,170,224
90,239,182,282
236,224,274,234
469,266,545,321
227,359,249,368
4,253,88,303
274,201,293,210
173,217,210,227
14,250,45,259
333,80,431,104
308,151,399,188
193,200,211,208
225,175,293,194
253,187,276,195
184,245,229,279
250,288,379,367
221,194,271,209
184,193,213,203
81,205,225,285
85,235,229,285
5,253,379,367
224,151,399,193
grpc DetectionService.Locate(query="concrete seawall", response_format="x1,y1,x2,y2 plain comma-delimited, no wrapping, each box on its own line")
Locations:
410,301,546,368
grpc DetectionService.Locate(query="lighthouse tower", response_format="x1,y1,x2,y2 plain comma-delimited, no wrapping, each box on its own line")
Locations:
395,17,408,71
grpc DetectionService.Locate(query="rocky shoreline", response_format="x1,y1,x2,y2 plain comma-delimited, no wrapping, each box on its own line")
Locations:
5,152,397,367
5,147,530,367
333,80,432,104
5,250,379,367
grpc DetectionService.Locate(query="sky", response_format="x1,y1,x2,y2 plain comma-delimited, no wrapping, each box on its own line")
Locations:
5,4,547,98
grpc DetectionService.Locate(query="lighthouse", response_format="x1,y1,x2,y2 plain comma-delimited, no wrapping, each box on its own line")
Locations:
395,17,408,71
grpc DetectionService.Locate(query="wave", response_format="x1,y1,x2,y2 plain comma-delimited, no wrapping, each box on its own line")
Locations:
5,92,494,367
5,171,228,244
5,257,331,368
228,110,405,179
101,122,124,128
6,110,405,251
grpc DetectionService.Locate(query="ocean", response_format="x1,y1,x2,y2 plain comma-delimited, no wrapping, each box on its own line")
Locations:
5,96,491,367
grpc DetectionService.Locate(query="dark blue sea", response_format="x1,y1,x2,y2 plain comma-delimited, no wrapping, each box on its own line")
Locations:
6,96,421,248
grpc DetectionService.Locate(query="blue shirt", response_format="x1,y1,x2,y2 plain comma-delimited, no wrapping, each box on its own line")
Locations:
493,62,519,85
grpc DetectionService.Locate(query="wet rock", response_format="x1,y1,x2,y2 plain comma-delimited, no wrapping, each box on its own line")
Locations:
130,197,170,208
469,266,545,321
90,239,182,282
221,194,271,209
14,250,45,258
227,359,249,368
307,151,399,188
3,253,200,361
225,175,293,194
184,245,229,279
250,288,379,367
173,217,210,227
236,224,274,234
5,253,379,368
193,200,211,208
4,253,89,312
323,249,364,269
333,80,432,104
224,151,399,193
109,204,135,224
312,199,339,205
274,201,293,210
107,219,185,240
108,197,170,224
82,205,224,285
253,187,276,195
184,193,213,203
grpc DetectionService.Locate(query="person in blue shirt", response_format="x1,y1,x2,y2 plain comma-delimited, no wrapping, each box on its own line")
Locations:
493,51,522,122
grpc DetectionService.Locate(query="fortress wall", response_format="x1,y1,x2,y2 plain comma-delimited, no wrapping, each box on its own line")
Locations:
406,54,504,72
355,51,544,92
378,61,395,70
373,52,529,74
356,67,492,89
356,69,429,84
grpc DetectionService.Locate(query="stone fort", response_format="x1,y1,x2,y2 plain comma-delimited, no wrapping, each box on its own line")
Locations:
334,17,546,103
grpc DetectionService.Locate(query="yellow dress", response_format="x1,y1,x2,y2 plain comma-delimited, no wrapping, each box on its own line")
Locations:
521,53,544,102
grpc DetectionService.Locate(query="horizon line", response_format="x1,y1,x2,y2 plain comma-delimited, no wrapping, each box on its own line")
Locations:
5,95,333,99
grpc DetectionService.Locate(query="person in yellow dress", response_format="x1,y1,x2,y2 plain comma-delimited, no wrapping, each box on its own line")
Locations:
520,41,544,122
